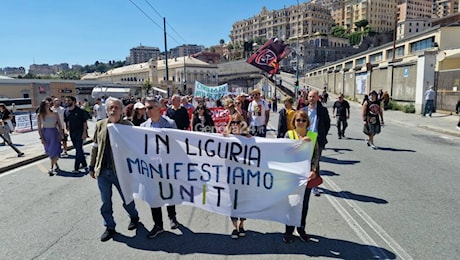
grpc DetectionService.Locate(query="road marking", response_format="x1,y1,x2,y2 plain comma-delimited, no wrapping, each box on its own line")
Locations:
37,163,48,174
324,176,414,260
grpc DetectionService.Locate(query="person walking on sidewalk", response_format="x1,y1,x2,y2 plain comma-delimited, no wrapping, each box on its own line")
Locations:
140,97,180,239
51,98,68,157
423,85,436,117
0,103,14,145
37,100,63,176
456,100,460,130
64,96,89,173
332,93,350,139
301,90,331,196
88,97,140,242
362,90,384,149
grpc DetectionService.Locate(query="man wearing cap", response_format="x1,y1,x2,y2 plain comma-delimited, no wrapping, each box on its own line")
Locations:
130,102,146,126
247,89,270,137
332,93,350,139
423,85,436,117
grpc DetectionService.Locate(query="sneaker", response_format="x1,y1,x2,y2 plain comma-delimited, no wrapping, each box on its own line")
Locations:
456,126,460,131
170,217,179,229
297,230,309,242
231,229,239,239
283,233,293,243
365,138,370,146
61,152,68,157
312,187,320,196
238,227,246,237
48,169,55,177
147,225,164,239
128,217,139,230
100,228,116,242
371,144,377,150
338,135,342,139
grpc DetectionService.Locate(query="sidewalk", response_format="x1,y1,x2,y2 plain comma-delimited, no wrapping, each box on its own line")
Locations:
338,93,460,138
0,120,96,174
1,107,459,174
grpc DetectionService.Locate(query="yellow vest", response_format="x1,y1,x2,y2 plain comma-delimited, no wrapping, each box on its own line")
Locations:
287,129,318,154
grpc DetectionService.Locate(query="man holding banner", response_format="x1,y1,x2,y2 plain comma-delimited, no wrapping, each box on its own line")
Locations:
88,97,140,242
140,97,180,239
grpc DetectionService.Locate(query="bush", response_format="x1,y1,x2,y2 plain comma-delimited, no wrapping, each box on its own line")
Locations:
387,100,401,110
402,104,415,113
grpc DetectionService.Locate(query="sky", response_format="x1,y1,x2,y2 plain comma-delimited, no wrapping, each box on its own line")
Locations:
1,0,307,70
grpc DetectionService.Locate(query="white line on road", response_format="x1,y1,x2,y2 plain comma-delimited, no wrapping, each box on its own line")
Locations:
324,176,414,260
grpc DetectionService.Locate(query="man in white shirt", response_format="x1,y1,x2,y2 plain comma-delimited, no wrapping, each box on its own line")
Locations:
247,88,270,137
51,98,68,157
93,98,107,121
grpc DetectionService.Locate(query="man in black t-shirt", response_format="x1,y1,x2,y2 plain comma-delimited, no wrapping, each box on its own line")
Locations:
165,94,190,130
332,94,350,139
64,96,89,173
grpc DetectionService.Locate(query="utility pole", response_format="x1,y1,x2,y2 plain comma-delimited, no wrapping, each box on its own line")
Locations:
164,17,170,98
295,0,301,100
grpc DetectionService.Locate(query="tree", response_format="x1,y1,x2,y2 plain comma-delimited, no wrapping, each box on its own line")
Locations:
332,26,347,38
354,19,369,31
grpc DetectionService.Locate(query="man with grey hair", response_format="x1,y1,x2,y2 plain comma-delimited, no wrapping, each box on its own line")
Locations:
88,97,140,242
166,94,190,130
140,97,180,239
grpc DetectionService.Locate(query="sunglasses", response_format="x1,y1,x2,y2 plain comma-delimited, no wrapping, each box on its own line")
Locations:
197,107,205,110
296,119,307,123
230,120,241,124
145,106,155,110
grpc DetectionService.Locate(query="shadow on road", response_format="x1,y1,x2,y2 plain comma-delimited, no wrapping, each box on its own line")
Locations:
376,147,416,152
320,188,388,204
113,223,396,259
320,156,360,165
320,170,340,177
323,147,353,153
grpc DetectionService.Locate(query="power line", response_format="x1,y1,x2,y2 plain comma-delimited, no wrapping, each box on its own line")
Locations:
143,0,188,44
128,0,186,47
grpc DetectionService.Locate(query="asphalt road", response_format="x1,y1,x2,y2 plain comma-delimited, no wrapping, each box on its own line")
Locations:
1,103,459,260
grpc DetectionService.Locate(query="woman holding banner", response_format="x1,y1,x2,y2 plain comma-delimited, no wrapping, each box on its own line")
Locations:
283,110,320,243
224,113,251,239
191,105,215,133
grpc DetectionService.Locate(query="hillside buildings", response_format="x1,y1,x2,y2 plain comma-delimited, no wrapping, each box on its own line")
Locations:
126,45,160,65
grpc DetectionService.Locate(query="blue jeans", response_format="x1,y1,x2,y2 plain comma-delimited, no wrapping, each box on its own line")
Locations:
97,168,138,229
69,131,86,171
423,100,434,117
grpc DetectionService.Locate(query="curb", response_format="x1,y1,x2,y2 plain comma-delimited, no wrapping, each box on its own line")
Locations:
0,139,93,174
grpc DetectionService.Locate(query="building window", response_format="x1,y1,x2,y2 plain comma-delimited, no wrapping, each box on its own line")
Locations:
410,37,434,53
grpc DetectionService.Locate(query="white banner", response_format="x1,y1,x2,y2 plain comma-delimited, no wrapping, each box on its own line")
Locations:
14,113,37,133
108,124,312,226
194,81,228,100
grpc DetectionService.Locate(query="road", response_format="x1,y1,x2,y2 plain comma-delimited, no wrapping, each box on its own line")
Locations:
1,102,459,259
